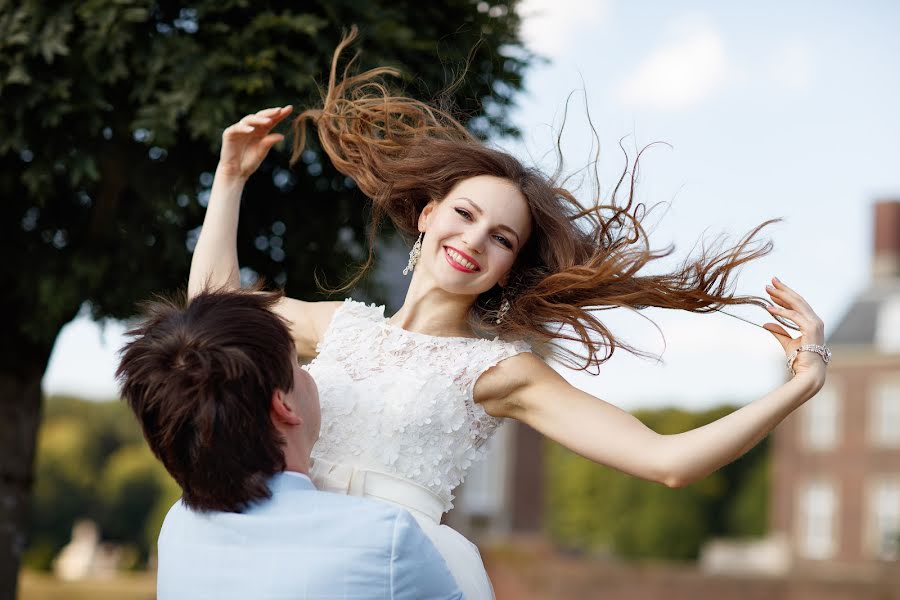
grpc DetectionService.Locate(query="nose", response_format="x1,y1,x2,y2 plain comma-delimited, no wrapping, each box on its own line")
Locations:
461,228,487,254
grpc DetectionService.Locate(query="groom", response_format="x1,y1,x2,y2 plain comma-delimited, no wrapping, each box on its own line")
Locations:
116,287,462,599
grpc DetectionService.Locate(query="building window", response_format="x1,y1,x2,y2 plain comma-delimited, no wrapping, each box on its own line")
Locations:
868,478,900,560
870,379,900,448
802,382,840,450
875,297,900,353
798,480,838,560
458,423,510,518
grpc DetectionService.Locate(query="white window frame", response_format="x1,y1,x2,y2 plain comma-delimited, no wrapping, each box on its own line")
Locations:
801,380,841,451
796,479,839,560
457,422,511,519
869,377,900,448
875,297,900,353
866,477,900,560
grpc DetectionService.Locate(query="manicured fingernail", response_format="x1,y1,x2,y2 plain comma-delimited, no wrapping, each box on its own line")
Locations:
766,284,774,290
773,276,780,282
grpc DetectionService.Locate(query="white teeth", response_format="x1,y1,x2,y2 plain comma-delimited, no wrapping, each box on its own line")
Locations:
446,248,477,271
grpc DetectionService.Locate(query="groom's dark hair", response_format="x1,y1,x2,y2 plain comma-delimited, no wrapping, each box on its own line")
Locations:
116,286,296,513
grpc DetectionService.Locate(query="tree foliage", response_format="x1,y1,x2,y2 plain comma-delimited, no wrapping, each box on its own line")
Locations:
25,396,180,570
545,405,771,561
1,0,530,355
97,444,176,556
1,1,532,592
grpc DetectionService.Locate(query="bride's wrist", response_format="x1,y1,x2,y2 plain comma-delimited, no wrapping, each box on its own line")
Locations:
790,365,826,399
215,161,250,184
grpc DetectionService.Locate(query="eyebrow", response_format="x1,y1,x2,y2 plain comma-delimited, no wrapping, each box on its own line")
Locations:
458,197,521,244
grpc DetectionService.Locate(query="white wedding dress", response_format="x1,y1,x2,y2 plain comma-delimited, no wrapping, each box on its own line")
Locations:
303,299,531,600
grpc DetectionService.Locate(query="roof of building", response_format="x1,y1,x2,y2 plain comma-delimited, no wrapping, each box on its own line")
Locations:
828,280,900,350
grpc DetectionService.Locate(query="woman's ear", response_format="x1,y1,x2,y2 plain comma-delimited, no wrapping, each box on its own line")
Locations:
418,200,438,232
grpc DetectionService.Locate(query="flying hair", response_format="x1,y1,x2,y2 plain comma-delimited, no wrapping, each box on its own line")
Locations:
291,26,784,373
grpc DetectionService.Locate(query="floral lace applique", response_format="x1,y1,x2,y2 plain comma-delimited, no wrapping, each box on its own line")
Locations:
303,299,531,511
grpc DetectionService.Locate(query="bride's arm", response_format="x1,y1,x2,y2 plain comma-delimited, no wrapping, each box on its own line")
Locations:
187,107,343,357
187,106,293,298
477,277,827,488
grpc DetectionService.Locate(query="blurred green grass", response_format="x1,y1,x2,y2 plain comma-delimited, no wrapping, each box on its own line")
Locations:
18,570,155,600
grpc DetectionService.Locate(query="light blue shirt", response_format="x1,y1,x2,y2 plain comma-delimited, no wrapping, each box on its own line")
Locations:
157,472,464,599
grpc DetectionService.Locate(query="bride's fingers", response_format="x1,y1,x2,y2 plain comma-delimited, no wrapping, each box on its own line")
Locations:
241,109,292,134
256,106,284,118
769,280,826,344
223,123,255,138
769,278,821,324
772,313,802,331
258,133,285,153
766,303,807,328
763,322,794,348
267,105,293,126
763,322,790,337
771,277,813,312
766,287,793,309
240,115,274,129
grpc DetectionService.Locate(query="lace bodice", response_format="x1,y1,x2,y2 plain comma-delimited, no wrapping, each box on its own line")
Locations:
303,299,531,512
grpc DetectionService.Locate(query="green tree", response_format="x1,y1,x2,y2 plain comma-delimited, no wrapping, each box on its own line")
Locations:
26,396,183,570
0,1,532,592
96,444,167,558
26,418,97,567
545,404,771,561
725,452,770,537
143,469,182,560
612,479,712,561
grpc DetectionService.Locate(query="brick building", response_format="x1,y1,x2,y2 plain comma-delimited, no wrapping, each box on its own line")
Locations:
771,199,900,574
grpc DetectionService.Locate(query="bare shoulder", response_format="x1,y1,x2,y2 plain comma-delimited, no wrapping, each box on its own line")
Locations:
473,350,562,419
271,298,343,358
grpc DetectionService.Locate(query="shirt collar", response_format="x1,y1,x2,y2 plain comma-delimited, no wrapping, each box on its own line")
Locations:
281,471,313,484
267,470,316,494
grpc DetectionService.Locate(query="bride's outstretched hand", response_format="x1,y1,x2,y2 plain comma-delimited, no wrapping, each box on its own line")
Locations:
762,276,827,387
218,106,293,180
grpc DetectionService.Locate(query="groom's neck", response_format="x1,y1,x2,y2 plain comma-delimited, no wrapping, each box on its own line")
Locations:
282,453,311,477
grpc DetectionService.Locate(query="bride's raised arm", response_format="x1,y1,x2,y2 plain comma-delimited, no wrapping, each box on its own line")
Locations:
186,107,343,357
187,106,293,298
476,276,828,488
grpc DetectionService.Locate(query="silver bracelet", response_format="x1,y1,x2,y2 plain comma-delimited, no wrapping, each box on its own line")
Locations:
786,344,832,375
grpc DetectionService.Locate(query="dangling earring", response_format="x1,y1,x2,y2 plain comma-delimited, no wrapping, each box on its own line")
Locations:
403,232,423,276
495,296,511,325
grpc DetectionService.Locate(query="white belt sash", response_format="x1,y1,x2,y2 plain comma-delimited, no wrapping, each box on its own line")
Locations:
309,458,447,525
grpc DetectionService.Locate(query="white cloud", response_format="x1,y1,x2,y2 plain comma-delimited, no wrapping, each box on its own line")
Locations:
518,0,612,59
769,40,814,92
616,14,731,111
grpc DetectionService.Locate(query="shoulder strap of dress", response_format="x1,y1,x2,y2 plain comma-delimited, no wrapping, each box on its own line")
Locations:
458,338,532,445
460,339,532,396
338,298,384,320
315,299,384,354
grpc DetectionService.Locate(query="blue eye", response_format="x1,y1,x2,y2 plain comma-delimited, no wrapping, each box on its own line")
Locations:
456,207,513,249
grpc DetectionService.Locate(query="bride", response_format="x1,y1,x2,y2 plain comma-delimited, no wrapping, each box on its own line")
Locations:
188,29,829,599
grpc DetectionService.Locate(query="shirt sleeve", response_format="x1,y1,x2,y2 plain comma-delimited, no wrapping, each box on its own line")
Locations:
390,510,465,600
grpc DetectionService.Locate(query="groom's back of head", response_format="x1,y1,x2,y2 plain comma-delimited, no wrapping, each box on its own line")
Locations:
117,287,296,513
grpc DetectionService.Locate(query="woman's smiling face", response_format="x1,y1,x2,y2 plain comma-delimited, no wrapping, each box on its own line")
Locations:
416,175,532,296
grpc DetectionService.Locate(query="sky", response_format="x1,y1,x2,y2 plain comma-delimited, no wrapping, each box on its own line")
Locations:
42,1,900,410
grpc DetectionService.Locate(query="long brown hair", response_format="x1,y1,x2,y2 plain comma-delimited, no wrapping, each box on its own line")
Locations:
291,28,777,372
